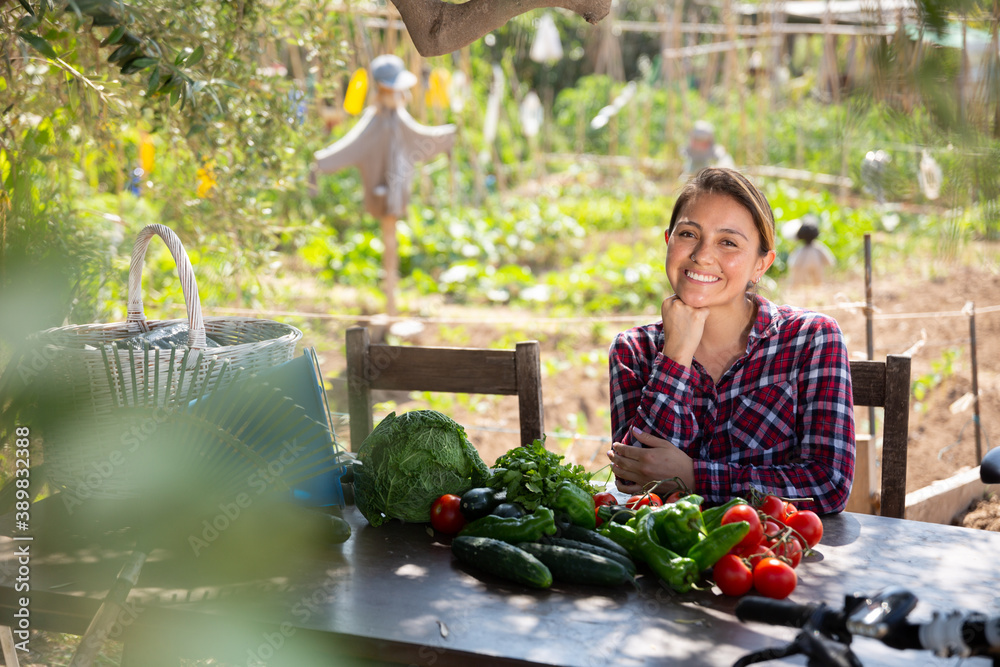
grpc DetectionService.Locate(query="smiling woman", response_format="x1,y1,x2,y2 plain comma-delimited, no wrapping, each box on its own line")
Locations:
607,168,856,514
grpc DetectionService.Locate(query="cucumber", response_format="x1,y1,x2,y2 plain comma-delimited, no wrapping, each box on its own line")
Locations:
542,536,637,576
560,523,633,559
518,542,632,587
451,536,552,589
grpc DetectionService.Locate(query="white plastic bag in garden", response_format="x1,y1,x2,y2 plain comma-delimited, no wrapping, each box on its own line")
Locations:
919,150,942,200
449,70,469,113
530,14,563,64
482,63,505,155
520,91,543,138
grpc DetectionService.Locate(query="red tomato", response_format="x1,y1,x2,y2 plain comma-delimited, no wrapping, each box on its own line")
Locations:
626,493,663,509
761,519,803,568
430,494,466,534
772,535,804,568
593,492,618,507
763,519,784,541
759,495,787,522
753,557,797,599
786,510,824,548
663,491,685,504
721,504,763,551
713,554,754,597
732,542,774,568
781,502,798,524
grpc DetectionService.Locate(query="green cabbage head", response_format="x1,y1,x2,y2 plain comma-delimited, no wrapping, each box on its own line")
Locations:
355,410,490,527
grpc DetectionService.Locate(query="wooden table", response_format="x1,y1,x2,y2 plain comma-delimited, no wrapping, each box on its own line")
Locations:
1,496,998,666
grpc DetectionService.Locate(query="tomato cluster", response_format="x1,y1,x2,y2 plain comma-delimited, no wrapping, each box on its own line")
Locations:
713,495,824,599
593,489,684,527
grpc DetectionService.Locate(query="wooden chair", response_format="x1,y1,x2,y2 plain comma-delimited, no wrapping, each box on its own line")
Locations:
848,354,912,519
345,326,544,451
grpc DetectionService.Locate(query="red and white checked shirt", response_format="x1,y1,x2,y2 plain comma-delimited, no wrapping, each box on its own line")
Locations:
609,295,855,514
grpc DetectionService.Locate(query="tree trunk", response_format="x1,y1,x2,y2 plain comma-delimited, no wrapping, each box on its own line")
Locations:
388,0,611,57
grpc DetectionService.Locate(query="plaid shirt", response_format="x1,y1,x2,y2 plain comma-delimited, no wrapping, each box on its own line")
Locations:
609,295,855,514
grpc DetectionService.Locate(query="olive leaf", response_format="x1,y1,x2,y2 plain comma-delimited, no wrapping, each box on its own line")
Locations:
120,57,156,75
18,31,58,59
100,24,126,47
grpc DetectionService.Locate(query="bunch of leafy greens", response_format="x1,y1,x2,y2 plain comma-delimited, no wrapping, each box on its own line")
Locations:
355,411,490,527
490,440,595,511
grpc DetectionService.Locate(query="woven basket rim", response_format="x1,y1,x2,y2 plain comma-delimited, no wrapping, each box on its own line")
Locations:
32,316,303,351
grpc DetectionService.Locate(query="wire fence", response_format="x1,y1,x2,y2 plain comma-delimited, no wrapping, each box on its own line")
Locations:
210,301,1000,326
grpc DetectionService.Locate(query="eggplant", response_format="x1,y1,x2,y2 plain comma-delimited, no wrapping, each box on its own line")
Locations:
491,502,525,519
459,487,500,520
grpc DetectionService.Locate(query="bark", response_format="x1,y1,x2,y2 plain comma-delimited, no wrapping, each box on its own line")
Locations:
388,0,611,57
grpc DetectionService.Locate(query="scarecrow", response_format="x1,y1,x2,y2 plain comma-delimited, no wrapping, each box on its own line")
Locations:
681,120,734,176
312,54,456,315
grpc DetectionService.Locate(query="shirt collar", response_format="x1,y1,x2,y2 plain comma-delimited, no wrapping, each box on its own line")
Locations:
748,294,779,344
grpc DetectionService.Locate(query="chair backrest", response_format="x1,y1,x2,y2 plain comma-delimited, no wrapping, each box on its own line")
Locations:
849,354,911,518
345,326,544,451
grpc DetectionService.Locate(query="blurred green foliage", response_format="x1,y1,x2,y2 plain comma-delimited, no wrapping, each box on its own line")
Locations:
1,0,353,333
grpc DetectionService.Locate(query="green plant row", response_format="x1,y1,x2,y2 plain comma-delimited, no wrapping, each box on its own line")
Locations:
298,177,894,313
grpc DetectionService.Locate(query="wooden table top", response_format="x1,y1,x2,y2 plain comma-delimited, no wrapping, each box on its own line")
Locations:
2,497,999,666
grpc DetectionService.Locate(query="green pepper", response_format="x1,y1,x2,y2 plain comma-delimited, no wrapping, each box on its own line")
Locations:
549,481,596,529
651,495,706,555
634,512,699,593
686,520,750,571
459,506,557,543
598,522,643,561
701,497,748,533
625,504,654,528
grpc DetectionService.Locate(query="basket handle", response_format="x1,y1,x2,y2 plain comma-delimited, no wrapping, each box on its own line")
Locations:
126,224,206,348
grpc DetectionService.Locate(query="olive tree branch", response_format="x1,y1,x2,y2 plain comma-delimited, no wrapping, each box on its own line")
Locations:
388,0,611,57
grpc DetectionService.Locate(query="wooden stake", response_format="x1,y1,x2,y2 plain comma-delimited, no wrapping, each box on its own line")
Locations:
288,42,305,82
674,0,687,122
380,215,399,316
386,3,398,54
864,233,876,440
609,112,619,156
656,4,673,152
822,0,841,104
967,301,983,463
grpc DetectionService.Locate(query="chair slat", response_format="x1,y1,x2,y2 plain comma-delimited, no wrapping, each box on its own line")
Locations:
849,354,911,518
368,345,519,394
346,327,544,451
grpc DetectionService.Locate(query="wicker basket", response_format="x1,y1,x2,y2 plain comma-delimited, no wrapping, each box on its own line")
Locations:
34,223,303,498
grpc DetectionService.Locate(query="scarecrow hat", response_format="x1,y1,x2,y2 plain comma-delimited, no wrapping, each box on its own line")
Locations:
690,120,716,141
370,54,418,91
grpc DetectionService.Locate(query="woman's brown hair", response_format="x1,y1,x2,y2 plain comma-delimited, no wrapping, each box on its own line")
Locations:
668,167,776,255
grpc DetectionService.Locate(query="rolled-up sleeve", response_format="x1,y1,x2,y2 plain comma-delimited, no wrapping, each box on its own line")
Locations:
609,327,701,447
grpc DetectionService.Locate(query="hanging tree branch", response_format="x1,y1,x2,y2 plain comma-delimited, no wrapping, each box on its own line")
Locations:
388,0,611,57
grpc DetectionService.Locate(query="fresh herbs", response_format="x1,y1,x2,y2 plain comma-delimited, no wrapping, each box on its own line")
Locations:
490,440,595,511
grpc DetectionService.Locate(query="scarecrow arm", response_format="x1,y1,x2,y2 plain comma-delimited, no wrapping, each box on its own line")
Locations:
388,0,611,57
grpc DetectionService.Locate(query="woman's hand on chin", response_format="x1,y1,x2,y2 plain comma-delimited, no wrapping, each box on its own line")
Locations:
661,294,707,367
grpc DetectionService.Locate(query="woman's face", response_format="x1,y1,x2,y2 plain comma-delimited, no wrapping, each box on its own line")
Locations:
666,193,775,311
